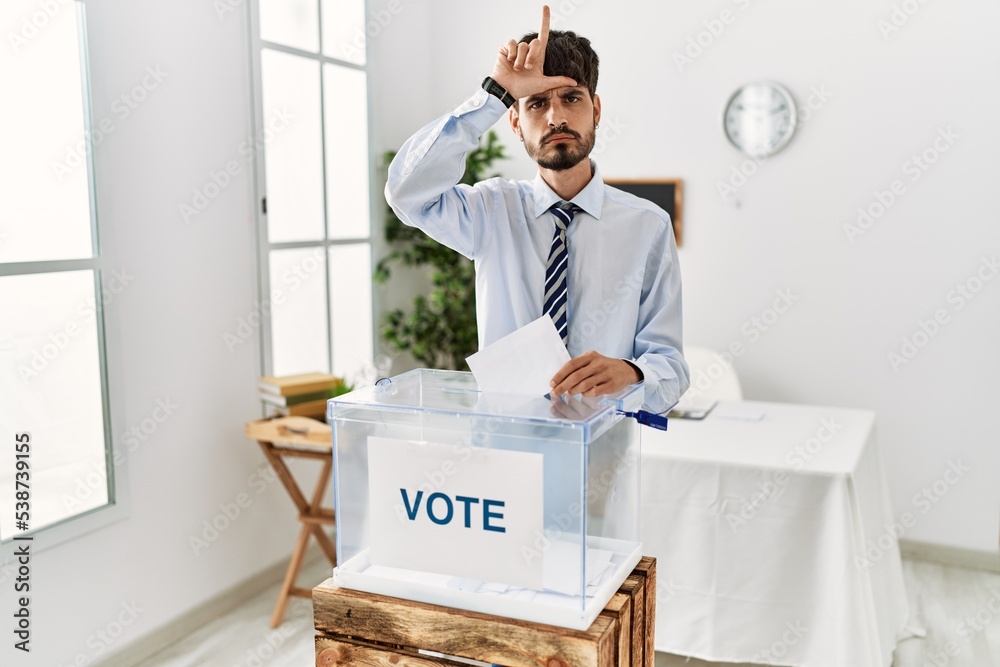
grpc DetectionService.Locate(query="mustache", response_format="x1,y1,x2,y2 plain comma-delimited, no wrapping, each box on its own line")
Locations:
542,127,581,143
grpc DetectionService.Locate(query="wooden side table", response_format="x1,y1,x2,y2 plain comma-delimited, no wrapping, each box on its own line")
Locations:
312,556,657,667
245,416,337,628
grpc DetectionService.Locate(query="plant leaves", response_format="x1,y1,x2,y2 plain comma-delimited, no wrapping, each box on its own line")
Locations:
375,131,507,370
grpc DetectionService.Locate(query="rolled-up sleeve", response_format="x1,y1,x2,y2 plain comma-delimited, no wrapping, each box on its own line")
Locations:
384,89,508,260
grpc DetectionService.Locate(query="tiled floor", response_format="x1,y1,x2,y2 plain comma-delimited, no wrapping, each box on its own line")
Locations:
134,557,1000,667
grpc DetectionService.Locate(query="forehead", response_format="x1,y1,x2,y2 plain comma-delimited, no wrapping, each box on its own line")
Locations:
523,85,590,104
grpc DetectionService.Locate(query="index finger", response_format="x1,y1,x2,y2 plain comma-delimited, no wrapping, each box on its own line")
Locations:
539,5,551,47
550,356,586,387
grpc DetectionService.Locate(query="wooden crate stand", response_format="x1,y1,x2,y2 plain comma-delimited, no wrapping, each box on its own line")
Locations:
313,556,656,667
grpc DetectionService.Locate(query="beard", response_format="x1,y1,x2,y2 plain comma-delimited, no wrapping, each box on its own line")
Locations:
525,125,596,171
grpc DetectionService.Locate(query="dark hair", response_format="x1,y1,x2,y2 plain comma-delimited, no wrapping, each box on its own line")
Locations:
519,29,599,97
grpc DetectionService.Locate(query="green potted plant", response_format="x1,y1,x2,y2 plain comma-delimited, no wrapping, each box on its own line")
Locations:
375,130,507,370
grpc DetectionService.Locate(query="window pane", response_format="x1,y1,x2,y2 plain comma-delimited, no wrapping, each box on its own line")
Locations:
329,244,372,382
259,0,319,52
322,0,366,65
0,270,108,539
262,49,324,243
324,65,370,239
269,247,329,376
0,1,93,263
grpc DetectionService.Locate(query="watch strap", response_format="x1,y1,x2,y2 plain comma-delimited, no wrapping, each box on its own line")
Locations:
482,76,515,108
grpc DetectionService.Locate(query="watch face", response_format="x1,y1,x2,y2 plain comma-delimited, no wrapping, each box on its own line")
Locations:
723,82,797,157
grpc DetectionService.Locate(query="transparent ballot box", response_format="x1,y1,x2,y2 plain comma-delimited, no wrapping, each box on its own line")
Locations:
328,368,643,630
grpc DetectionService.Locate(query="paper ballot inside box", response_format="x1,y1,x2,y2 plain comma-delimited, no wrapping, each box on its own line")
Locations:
368,436,545,590
361,542,615,600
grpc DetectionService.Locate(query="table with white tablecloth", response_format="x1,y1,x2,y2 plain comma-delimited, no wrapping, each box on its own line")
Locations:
641,400,910,667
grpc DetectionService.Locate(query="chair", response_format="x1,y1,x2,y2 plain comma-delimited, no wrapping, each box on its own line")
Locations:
677,345,743,406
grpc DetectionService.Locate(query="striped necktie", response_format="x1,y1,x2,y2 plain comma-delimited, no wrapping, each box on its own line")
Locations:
544,202,578,346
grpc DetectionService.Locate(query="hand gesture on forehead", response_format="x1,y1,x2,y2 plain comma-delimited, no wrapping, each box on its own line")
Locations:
490,5,578,101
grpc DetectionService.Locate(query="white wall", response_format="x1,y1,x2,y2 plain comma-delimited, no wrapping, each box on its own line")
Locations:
1,0,994,664
1,1,312,664
375,0,1000,555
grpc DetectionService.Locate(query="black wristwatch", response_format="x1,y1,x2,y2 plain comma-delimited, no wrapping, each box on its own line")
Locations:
482,76,515,108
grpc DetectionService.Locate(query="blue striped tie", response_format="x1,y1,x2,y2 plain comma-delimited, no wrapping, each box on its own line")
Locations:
544,203,578,346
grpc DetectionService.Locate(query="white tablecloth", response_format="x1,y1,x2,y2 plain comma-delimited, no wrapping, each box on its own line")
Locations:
641,401,909,667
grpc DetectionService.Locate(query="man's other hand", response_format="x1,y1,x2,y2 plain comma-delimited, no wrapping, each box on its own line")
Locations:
491,5,578,100
550,350,642,398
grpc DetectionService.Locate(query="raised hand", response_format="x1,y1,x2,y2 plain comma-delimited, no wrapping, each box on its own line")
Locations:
490,5,578,101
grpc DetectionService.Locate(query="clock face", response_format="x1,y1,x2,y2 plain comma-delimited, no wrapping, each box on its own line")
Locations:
723,82,797,158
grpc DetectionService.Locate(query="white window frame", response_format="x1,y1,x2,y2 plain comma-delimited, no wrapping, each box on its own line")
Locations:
245,0,379,383
0,0,131,559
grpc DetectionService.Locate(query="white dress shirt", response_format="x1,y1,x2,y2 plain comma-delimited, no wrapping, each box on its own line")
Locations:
385,88,689,412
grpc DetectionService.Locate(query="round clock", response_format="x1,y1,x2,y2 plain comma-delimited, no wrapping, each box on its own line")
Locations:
723,82,797,157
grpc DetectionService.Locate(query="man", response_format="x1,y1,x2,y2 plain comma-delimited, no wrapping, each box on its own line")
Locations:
385,6,688,412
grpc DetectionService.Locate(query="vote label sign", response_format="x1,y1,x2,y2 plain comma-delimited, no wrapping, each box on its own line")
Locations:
367,436,544,589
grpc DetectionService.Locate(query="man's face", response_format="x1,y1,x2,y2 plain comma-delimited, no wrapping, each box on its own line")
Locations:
511,86,601,171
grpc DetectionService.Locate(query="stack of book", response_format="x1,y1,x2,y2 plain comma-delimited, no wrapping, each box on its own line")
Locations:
259,372,344,420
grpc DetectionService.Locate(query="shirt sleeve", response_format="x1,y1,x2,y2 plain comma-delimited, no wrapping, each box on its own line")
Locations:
628,221,690,413
384,88,509,260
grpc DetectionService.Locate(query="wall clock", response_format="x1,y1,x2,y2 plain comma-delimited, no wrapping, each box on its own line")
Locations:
723,82,797,157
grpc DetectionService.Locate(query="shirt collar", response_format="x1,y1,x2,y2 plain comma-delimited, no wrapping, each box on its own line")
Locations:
532,159,605,220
